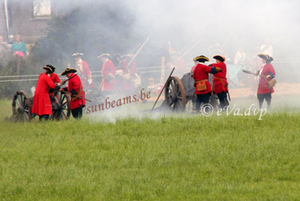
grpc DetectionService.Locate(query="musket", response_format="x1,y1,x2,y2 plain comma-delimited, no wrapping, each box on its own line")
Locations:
128,42,142,55
242,70,276,89
60,74,78,86
128,37,149,66
178,38,203,60
151,67,175,112
179,40,195,54
259,36,281,53
71,95,92,102
221,31,234,51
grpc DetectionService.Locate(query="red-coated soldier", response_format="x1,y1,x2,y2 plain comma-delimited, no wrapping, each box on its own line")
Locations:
72,53,94,89
61,68,86,119
32,65,60,121
119,55,138,94
254,54,276,109
46,64,61,105
210,55,229,109
97,53,116,91
193,55,223,113
168,52,186,78
46,65,61,85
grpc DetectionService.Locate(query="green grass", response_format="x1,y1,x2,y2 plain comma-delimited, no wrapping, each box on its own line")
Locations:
0,98,300,200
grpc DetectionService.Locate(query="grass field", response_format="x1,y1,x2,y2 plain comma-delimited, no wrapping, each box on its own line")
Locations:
1,97,300,200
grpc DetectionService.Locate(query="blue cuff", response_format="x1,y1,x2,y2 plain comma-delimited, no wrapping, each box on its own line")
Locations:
269,72,275,79
70,89,78,95
210,67,217,74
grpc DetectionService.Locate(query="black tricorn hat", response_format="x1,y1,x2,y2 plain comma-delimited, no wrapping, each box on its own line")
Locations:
43,64,56,73
193,55,210,63
61,68,77,75
213,55,226,62
258,53,273,62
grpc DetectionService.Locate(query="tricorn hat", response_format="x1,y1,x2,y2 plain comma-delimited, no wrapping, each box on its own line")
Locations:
72,53,83,57
97,53,110,59
43,64,56,73
61,68,77,75
213,55,226,62
258,53,273,62
193,55,209,63
120,55,131,60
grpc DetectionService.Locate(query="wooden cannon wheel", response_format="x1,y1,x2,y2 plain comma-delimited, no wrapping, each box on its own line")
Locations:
11,90,32,122
164,76,187,112
51,91,71,121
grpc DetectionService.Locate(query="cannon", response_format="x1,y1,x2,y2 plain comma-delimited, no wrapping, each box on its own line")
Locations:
154,72,218,112
10,89,71,122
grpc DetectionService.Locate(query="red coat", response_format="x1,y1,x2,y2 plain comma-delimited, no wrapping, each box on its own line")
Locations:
32,73,57,116
65,73,86,110
193,63,213,95
211,62,228,94
102,59,116,91
50,73,61,84
122,60,138,91
257,63,276,94
76,60,93,89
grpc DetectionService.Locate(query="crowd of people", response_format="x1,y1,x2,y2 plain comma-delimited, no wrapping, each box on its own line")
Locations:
32,51,143,121
31,50,276,121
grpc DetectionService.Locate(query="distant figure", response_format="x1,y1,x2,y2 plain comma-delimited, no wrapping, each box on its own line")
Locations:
12,34,27,59
97,53,116,91
119,54,139,94
234,48,246,65
167,52,186,78
32,65,60,121
72,53,94,89
112,53,122,69
254,54,276,109
0,36,9,56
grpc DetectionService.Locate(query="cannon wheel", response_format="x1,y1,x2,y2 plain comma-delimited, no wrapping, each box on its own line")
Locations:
12,90,32,122
51,91,71,121
164,76,187,112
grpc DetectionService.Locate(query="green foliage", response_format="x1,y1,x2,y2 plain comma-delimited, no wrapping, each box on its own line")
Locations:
0,53,38,99
0,0,144,98
30,1,141,72
1,98,300,200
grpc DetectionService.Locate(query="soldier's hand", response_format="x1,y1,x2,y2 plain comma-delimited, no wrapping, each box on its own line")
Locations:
266,75,271,79
55,84,60,90
216,67,223,72
254,70,259,76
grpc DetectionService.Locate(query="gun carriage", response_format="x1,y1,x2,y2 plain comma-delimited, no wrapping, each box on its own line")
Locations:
11,89,71,122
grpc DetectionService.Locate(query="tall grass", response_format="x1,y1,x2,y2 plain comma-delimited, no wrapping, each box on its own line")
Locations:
0,98,300,200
